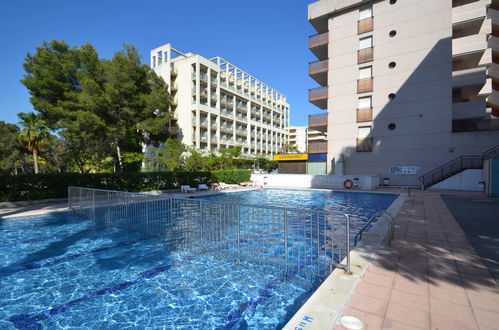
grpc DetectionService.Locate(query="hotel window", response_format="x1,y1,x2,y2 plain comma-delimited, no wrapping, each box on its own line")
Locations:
358,126,372,138
358,96,372,109
359,66,373,79
359,6,372,20
359,36,373,49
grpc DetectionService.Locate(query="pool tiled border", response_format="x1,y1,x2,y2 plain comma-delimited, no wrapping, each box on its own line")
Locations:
283,191,407,329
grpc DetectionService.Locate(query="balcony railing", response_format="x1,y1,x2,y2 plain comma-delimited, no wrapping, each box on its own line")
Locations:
358,47,374,64
309,87,328,101
356,137,373,152
356,108,373,123
309,113,328,127
309,32,328,48
357,78,373,93
308,141,327,154
358,17,373,35
309,59,328,75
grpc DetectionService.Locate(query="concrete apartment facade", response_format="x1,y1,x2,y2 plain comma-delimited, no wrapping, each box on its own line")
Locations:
149,44,289,156
308,0,499,186
288,126,308,152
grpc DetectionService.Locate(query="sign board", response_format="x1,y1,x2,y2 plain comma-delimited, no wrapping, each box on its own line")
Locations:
273,153,308,161
390,166,421,175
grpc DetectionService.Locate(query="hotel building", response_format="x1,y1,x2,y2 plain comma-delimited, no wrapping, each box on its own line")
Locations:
149,44,289,155
308,0,499,187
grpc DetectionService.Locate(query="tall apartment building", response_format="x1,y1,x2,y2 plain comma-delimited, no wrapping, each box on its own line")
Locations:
288,126,308,152
308,0,499,186
149,44,289,155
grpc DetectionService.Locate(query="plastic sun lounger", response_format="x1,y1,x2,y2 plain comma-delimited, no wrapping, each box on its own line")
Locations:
180,185,196,193
198,184,209,191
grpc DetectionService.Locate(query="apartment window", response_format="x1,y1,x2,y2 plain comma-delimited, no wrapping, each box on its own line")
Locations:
358,96,372,109
358,126,371,138
359,6,372,20
359,66,373,79
359,36,373,49
152,56,156,67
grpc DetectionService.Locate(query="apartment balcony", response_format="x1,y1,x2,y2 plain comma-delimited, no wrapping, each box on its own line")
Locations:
358,47,374,64
357,108,373,123
453,100,487,120
358,17,374,35
452,0,487,24
357,78,373,94
308,141,327,154
356,138,373,152
309,31,328,60
308,113,328,132
453,34,486,56
309,87,328,109
309,59,328,86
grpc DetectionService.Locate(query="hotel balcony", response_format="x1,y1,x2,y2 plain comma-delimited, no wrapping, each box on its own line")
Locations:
357,108,373,123
309,32,328,60
309,86,328,109
452,100,487,120
308,113,328,132
452,0,487,24
356,138,373,152
308,141,327,154
358,47,374,64
453,34,486,56
357,78,373,94
358,17,374,35
309,59,328,86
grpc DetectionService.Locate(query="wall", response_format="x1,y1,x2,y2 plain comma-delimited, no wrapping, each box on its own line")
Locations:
429,169,484,192
491,158,499,197
251,173,380,190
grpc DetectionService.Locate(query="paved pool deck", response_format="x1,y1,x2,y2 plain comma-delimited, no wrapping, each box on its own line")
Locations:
335,189,499,330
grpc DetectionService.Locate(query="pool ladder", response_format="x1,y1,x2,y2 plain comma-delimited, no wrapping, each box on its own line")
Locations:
354,211,395,247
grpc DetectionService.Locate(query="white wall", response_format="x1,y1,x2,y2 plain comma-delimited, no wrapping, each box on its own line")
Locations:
430,169,484,192
251,173,380,190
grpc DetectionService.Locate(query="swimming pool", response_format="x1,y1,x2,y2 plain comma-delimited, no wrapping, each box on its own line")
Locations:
1,188,396,329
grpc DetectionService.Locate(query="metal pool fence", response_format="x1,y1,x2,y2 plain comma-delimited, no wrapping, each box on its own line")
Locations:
68,186,351,277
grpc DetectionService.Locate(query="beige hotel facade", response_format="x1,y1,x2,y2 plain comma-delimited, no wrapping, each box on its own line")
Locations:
150,44,289,156
308,0,499,186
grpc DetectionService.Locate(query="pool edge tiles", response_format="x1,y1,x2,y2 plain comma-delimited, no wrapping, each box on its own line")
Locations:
282,192,407,330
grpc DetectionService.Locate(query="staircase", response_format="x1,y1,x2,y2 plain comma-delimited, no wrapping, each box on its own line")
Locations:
419,145,499,189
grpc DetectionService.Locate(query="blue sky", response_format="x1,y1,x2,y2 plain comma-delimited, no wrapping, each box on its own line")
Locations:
0,0,320,126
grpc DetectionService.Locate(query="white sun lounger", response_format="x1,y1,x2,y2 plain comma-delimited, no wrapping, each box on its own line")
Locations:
180,185,196,193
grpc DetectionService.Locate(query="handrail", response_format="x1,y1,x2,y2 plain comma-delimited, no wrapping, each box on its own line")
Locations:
354,211,395,246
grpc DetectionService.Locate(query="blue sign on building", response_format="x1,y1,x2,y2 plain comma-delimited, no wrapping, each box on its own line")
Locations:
308,153,327,162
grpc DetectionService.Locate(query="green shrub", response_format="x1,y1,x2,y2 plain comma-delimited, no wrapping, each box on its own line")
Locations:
0,171,213,202
211,169,251,184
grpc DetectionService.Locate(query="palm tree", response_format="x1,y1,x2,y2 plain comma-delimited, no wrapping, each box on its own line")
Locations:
18,112,50,174
279,142,299,154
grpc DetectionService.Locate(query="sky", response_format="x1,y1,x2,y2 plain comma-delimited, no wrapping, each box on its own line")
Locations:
0,0,320,126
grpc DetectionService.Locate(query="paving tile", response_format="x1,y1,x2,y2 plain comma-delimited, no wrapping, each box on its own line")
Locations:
340,307,384,329
389,289,430,312
355,281,392,300
429,286,469,306
430,298,476,323
382,318,426,330
385,302,430,329
364,268,396,286
467,293,499,313
349,293,388,317
473,308,499,329
393,275,429,297
430,312,479,329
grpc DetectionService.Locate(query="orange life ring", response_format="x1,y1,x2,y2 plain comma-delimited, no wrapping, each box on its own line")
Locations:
343,179,353,189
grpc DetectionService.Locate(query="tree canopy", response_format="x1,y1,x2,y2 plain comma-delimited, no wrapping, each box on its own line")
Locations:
21,40,172,172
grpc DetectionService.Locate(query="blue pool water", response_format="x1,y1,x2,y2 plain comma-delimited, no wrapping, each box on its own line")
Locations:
0,189,396,329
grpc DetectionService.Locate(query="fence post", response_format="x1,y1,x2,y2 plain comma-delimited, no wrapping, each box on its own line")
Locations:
345,214,351,274
92,190,95,220
237,205,241,261
284,210,288,271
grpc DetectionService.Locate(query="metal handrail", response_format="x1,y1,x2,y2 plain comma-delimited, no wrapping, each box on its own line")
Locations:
354,211,395,246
